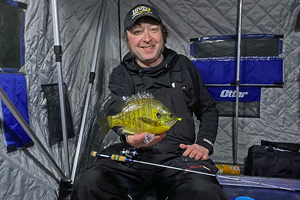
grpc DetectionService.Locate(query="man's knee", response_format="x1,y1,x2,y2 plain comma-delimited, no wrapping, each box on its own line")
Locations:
168,175,229,200
71,167,128,200
192,182,224,197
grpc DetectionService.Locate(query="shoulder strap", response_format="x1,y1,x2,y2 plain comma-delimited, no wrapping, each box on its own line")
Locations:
170,55,183,88
118,63,141,94
131,71,144,93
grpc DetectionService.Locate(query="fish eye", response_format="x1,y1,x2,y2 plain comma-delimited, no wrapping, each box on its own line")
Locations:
156,112,162,119
169,113,173,118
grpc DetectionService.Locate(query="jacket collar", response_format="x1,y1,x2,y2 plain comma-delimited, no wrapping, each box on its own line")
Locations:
121,47,177,72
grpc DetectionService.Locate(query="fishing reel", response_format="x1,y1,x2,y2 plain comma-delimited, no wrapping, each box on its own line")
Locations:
120,147,138,159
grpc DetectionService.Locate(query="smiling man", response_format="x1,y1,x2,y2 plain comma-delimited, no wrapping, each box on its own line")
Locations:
125,18,164,67
71,4,231,200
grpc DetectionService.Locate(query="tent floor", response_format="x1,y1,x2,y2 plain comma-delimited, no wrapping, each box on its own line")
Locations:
218,175,300,200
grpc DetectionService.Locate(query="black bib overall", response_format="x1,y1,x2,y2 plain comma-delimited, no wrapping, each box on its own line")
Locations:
71,62,231,200
130,63,195,157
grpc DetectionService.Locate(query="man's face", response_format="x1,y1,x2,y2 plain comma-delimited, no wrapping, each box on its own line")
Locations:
127,20,164,68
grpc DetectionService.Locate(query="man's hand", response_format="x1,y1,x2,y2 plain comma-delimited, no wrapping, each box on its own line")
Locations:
126,132,166,148
179,143,209,160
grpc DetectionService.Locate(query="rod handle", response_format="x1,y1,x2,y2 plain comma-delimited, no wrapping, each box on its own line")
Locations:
90,152,127,162
91,151,98,157
111,154,126,162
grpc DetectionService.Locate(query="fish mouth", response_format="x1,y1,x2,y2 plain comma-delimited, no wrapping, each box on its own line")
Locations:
164,118,179,127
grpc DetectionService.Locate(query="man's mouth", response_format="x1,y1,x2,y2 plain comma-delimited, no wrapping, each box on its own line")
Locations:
141,45,154,49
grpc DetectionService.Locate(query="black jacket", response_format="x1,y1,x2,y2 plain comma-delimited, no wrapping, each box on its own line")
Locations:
107,47,218,154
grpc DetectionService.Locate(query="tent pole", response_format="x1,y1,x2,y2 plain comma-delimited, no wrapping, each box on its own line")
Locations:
71,0,107,183
0,86,68,181
234,0,243,165
118,0,122,63
51,0,70,179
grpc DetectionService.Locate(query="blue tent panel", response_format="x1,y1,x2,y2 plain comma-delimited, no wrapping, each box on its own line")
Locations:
192,58,283,85
0,74,33,152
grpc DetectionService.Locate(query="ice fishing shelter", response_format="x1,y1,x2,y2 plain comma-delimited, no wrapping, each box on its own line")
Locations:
0,0,300,199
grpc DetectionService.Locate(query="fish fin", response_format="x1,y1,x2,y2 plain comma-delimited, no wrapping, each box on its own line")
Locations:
112,92,154,113
143,132,155,145
97,116,111,137
125,131,135,135
133,92,154,100
121,128,135,135
138,117,158,126
122,92,154,107
117,128,134,135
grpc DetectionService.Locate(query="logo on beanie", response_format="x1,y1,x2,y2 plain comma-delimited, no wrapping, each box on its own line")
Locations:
131,6,151,19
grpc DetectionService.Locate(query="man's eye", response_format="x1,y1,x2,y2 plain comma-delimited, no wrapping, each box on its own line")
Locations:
134,30,142,34
156,112,162,119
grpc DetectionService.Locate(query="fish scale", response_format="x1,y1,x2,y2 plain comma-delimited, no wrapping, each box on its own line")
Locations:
98,93,180,136
113,99,161,134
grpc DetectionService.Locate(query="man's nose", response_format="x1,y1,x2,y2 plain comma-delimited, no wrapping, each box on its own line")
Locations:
143,31,151,42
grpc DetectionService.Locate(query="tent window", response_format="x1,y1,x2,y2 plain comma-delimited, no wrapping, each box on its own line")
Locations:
191,37,282,58
0,2,26,73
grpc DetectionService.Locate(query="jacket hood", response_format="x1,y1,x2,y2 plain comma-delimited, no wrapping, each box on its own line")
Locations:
121,47,177,72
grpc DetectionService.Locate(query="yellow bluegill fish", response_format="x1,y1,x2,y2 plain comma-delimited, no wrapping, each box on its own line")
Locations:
97,93,181,135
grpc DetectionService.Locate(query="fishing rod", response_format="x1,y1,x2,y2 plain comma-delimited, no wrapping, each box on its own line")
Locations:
91,151,295,192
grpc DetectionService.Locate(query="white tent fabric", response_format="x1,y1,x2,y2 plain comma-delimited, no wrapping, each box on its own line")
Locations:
0,0,299,199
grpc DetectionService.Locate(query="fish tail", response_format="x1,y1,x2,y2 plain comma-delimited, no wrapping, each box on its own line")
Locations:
97,116,112,137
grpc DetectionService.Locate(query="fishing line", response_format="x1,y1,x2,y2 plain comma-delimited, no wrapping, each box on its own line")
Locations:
91,152,295,192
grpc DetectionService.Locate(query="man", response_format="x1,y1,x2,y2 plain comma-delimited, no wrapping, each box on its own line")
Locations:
71,4,231,200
